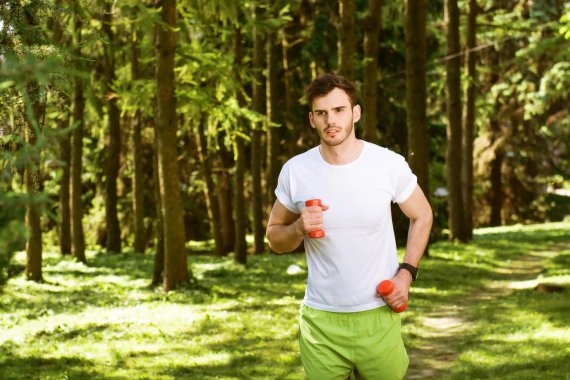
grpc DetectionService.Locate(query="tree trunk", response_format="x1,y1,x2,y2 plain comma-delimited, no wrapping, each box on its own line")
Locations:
444,0,467,242
155,0,189,291
70,15,86,263
405,0,430,252
51,2,71,256
152,134,165,286
21,5,44,281
489,128,504,226
71,79,86,262
462,0,477,239
132,111,146,253
488,47,503,227
102,0,122,253
338,0,356,78
196,117,225,256
58,118,71,255
218,142,235,254
405,0,428,194
131,23,146,254
265,0,283,211
235,137,248,265
251,2,265,255
362,0,381,143
233,25,248,265
24,81,43,282
281,5,309,156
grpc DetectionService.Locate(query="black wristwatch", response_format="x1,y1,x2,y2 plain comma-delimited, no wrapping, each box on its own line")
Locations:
399,263,418,281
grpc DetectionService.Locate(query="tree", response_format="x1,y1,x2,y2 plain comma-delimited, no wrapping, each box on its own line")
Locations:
233,24,248,265
338,0,356,78
461,0,477,239
196,117,225,256
49,4,71,256
405,0,429,202
362,0,381,143
265,0,284,211
130,13,146,255
70,11,86,263
151,131,165,285
23,82,44,281
444,0,468,242
101,0,122,253
155,0,189,291
217,144,236,254
19,4,46,281
251,1,266,255
58,107,72,256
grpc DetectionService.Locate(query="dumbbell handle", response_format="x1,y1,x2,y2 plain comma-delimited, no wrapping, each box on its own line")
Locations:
376,280,407,313
305,199,325,238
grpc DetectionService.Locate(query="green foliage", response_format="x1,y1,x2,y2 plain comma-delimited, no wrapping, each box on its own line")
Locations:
175,1,290,158
2,0,569,260
0,0,74,284
471,1,570,225
560,3,570,38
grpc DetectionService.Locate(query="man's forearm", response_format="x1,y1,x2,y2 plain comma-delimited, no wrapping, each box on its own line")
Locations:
267,220,305,253
402,213,433,267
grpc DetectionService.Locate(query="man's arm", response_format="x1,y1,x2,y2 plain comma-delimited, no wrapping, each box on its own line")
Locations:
398,184,433,270
381,184,433,309
266,200,304,253
266,199,329,253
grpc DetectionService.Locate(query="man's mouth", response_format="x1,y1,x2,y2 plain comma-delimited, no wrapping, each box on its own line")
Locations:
325,127,340,136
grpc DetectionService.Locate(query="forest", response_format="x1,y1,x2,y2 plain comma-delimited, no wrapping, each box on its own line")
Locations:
1,0,570,288
1,1,570,378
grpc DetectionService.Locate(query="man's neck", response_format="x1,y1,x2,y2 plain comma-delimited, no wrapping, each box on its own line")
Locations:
319,138,363,165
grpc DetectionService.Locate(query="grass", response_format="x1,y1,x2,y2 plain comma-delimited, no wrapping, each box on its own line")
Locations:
1,222,569,379
404,223,570,380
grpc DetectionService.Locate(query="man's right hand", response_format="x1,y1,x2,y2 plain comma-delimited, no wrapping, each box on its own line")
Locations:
300,202,329,236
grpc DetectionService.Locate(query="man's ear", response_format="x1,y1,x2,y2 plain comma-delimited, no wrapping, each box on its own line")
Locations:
309,111,316,128
353,105,362,123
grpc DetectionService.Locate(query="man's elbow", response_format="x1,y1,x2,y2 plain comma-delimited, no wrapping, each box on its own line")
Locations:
413,204,433,228
267,239,290,254
266,229,286,254
268,243,287,254
423,205,434,229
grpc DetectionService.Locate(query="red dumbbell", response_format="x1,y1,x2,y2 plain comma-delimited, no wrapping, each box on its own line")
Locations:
376,280,407,313
305,199,325,238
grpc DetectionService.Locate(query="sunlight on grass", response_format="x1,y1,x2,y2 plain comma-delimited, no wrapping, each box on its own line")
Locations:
1,249,306,379
1,222,569,379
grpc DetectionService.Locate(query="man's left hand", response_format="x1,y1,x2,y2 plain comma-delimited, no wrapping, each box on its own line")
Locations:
376,269,412,311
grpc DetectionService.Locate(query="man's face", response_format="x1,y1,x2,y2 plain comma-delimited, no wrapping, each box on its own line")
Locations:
309,88,361,147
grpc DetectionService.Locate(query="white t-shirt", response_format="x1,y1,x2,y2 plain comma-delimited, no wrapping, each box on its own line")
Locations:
275,140,417,312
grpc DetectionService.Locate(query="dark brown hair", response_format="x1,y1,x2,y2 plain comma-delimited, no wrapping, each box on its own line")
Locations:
306,73,357,109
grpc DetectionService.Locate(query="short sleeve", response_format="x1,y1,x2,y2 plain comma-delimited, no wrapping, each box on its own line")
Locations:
393,156,417,203
275,161,300,214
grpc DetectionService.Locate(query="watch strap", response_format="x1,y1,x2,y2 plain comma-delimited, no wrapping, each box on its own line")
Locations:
399,263,418,281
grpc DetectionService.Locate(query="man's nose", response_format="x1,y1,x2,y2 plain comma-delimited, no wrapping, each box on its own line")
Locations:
326,112,338,125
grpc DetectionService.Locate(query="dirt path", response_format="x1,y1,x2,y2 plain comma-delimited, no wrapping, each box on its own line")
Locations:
404,250,556,380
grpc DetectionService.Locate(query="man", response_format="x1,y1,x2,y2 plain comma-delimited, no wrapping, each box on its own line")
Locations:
266,73,432,379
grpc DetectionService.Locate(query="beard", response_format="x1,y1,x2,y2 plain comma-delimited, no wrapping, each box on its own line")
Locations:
317,121,354,147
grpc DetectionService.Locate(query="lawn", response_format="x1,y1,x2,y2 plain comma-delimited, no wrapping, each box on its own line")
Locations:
1,222,569,379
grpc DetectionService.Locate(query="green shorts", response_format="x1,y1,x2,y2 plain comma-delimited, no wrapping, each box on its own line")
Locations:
299,304,409,380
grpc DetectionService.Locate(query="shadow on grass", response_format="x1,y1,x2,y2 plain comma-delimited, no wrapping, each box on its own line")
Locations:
0,355,101,380
449,339,570,380
168,319,302,379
